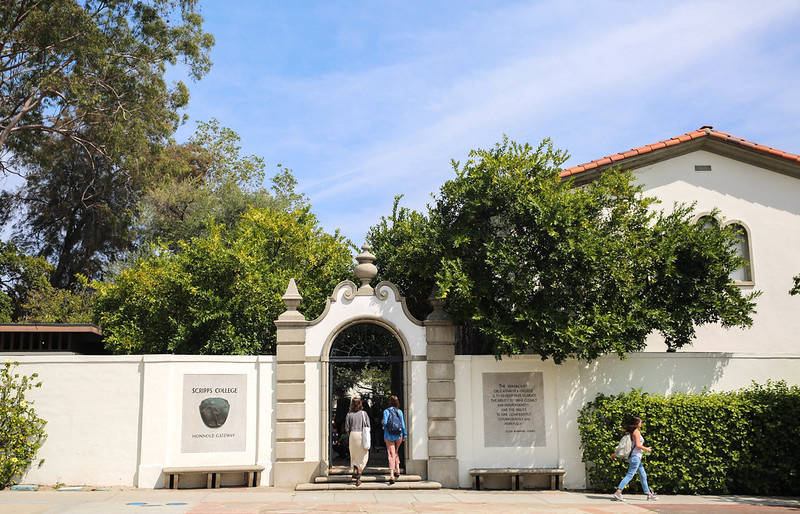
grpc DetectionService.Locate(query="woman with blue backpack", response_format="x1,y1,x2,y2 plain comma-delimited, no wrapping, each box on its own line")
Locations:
611,416,658,502
382,395,407,485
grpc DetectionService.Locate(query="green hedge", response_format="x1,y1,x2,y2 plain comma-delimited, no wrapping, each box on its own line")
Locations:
577,381,800,495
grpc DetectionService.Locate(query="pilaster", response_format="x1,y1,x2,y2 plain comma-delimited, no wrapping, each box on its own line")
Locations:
273,278,312,487
424,296,459,488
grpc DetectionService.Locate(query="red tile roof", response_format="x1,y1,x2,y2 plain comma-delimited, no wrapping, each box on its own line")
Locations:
560,126,800,178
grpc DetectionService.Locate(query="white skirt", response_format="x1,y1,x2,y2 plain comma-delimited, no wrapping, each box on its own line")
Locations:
349,431,370,471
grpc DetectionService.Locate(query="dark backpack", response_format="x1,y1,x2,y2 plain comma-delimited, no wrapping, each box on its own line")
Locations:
386,408,403,436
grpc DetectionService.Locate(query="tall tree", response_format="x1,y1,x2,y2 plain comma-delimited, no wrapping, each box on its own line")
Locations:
365,196,436,321
5,131,137,286
94,206,353,355
0,0,214,175
0,241,52,321
137,119,307,247
2,118,296,288
1,0,214,286
368,138,759,362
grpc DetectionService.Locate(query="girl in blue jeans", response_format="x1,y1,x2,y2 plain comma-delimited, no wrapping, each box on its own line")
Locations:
612,416,658,501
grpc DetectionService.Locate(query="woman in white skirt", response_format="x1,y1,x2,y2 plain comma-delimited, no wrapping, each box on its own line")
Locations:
344,397,371,486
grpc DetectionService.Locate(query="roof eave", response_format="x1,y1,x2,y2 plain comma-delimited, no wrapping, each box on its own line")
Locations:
563,137,800,185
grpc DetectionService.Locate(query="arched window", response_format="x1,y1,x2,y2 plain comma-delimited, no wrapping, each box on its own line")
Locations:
696,215,754,285
697,214,718,230
727,222,753,284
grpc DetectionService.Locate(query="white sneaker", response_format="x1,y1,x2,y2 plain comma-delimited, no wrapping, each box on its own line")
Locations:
647,492,659,501
613,490,625,501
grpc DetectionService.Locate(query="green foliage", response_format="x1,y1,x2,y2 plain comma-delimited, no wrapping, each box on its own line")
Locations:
0,359,47,490
333,363,393,404
0,0,214,173
137,119,306,247
647,208,760,349
791,274,800,296
2,0,214,286
5,134,138,287
0,242,53,320
367,196,437,320
94,206,353,354
21,275,95,324
367,137,758,361
577,382,800,495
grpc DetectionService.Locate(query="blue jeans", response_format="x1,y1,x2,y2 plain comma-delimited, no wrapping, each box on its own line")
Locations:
617,455,650,493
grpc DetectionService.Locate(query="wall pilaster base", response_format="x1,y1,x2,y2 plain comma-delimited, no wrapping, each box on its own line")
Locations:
273,461,315,487
404,459,427,480
427,458,459,488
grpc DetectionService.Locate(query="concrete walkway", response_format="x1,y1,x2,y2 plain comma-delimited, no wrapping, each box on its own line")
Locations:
1,487,798,514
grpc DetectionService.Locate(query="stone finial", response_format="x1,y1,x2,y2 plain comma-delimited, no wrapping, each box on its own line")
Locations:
427,286,450,321
354,243,378,295
281,278,303,311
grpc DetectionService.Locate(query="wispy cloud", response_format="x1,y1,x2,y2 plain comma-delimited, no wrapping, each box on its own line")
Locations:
178,0,800,244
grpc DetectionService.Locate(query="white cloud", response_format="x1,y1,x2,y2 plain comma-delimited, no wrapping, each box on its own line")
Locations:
177,0,800,243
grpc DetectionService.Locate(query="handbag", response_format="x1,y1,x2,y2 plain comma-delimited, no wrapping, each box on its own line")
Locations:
361,411,371,450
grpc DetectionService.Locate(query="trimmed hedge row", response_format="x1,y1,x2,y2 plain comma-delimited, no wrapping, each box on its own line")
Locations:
577,381,800,495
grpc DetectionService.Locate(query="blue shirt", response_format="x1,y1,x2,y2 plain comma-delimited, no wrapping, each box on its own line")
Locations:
382,407,407,441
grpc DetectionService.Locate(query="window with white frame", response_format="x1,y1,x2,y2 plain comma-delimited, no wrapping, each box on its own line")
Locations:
727,222,753,284
696,215,754,284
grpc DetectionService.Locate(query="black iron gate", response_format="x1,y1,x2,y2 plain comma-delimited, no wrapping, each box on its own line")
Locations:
328,322,405,469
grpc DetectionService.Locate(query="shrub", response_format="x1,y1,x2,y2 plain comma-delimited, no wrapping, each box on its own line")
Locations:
578,382,800,495
0,359,47,489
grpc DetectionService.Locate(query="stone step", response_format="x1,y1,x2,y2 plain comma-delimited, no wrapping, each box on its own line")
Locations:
315,474,422,484
327,466,402,476
296,480,442,491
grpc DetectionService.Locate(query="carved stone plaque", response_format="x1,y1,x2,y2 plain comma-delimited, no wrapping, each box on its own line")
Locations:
482,372,546,447
181,374,247,453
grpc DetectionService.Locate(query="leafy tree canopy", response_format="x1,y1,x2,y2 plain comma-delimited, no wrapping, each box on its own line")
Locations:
3,131,138,287
94,206,353,355
0,241,51,321
21,274,94,323
0,0,214,174
1,0,214,287
367,138,759,363
1,117,295,290
136,118,307,247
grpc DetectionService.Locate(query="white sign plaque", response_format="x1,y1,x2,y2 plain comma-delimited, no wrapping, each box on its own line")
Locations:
181,374,247,453
482,371,546,447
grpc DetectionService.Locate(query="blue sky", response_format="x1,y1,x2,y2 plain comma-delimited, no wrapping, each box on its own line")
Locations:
173,0,800,246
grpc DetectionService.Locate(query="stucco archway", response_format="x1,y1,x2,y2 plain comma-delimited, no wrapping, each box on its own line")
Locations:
272,245,459,488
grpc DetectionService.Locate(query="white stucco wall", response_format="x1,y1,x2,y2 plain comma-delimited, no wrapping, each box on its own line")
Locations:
10,355,274,488
452,352,800,489
7,349,799,489
635,150,800,354
11,355,143,487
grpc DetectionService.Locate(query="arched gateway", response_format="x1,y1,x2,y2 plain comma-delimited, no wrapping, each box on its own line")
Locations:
272,245,459,488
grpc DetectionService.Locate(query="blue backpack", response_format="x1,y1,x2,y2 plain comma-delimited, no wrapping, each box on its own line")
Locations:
386,408,403,436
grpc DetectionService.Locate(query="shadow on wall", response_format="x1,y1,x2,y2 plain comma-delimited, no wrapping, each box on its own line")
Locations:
577,352,733,398
641,165,800,218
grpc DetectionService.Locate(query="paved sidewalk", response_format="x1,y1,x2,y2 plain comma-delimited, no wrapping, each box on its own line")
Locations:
1,487,798,514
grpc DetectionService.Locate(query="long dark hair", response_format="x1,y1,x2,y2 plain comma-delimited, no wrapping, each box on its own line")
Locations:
623,416,642,433
388,395,400,409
